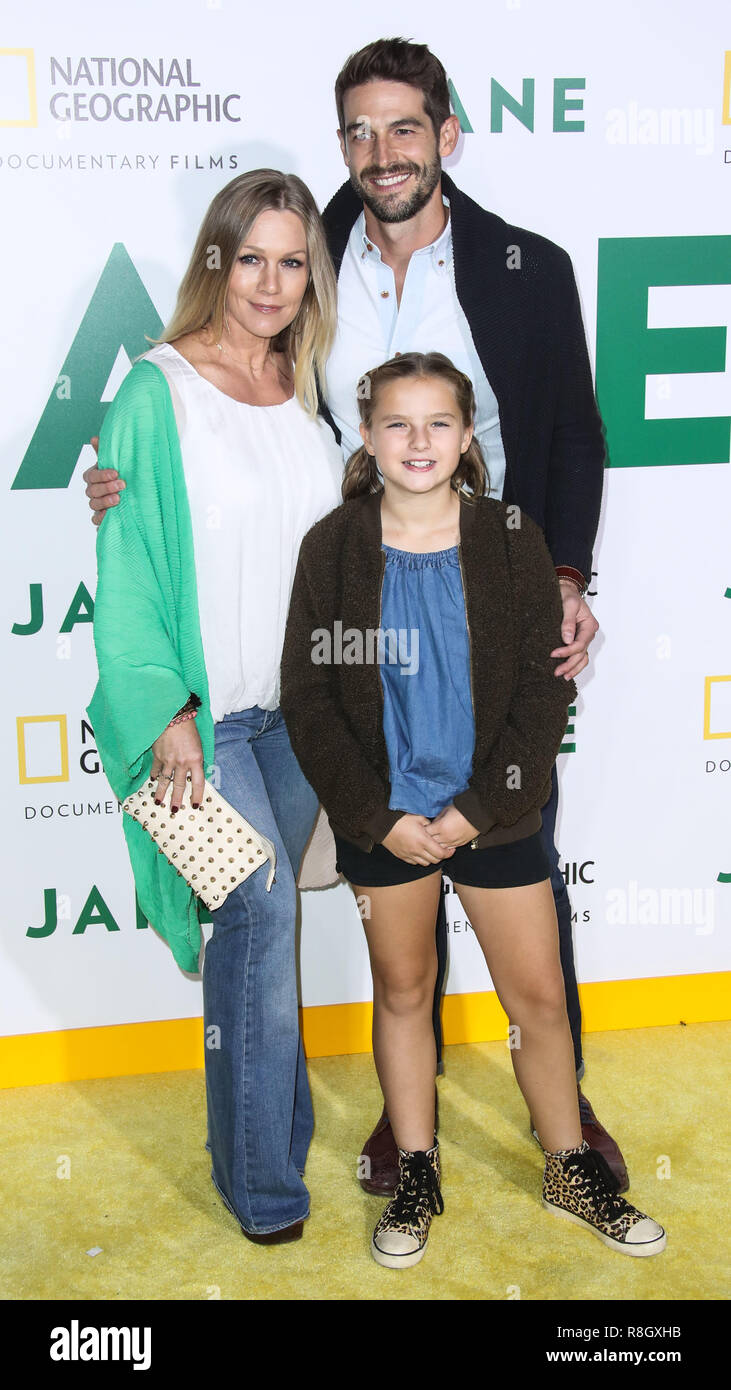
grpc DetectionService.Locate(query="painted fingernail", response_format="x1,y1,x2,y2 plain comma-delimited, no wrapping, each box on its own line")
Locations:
154,800,162,806
192,803,200,810
171,808,178,815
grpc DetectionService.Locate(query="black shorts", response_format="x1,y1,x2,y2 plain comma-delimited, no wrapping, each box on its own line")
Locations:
334,830,550,890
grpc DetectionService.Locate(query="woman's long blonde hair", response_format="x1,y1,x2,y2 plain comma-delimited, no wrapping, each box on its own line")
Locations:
342,351,489,500
158,169,338,417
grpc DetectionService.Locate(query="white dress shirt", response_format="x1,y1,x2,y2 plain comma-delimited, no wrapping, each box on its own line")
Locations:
325,195,507,498
146,343,343,719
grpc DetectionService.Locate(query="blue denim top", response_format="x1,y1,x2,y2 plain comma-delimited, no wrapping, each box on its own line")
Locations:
378,543,475,819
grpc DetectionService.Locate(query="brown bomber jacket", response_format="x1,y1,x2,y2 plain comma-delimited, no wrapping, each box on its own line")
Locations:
280,489,577,852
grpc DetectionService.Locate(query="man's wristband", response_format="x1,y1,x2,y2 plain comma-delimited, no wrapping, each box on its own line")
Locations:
555,565,588,596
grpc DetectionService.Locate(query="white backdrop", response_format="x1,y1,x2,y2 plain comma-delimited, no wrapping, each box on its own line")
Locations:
2,0,729,1044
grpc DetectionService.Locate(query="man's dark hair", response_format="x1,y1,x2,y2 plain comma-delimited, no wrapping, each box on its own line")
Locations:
334,37,452,144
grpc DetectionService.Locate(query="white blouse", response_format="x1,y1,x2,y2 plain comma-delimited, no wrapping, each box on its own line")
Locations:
144,343,343,721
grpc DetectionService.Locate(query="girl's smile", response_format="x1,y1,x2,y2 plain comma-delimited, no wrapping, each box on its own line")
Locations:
360,375,473,497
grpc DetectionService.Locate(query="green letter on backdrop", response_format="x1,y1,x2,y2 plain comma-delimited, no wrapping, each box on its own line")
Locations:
596,235,731,468
12,243,162,490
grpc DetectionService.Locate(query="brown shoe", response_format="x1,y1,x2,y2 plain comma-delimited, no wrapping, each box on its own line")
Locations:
531,1088,630,1194
241,1219,304,1245
359,1091,440,1197
577,1089,629,1193
359,1107,399,1197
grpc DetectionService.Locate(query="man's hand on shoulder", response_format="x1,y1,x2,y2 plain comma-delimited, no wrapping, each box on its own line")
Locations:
83,436,125,526
551,578,599,679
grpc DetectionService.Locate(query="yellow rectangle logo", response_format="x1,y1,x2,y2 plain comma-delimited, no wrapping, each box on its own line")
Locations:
17,715,69,783
704,676,731,740
0,49,37,128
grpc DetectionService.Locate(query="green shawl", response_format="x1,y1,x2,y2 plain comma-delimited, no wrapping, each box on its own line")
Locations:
87,360,214,973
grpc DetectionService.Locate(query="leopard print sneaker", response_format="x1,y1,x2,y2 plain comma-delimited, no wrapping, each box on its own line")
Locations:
542,1139,666,1257
371,1142,443,1269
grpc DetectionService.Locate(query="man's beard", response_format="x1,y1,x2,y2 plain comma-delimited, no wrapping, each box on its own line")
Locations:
350,153,442,224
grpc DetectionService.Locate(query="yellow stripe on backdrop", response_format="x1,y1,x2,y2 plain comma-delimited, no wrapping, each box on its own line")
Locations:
1,972,728,1089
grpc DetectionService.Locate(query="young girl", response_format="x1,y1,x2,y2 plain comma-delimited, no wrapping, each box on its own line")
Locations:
280,351,666,1267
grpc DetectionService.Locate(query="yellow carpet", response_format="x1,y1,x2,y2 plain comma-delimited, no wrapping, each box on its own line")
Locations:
2,1022,728,1301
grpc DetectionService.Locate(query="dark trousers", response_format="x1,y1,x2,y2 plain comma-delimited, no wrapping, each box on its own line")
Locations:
432,765,584,1078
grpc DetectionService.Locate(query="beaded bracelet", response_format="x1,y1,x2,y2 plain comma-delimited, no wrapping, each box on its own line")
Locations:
166,691,201,729
167,708,197,728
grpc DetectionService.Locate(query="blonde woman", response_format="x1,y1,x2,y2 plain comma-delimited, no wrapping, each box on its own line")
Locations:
88,171,343,1242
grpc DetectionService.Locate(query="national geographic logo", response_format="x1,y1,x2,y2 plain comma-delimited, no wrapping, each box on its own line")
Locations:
17,715,100,786
0,49,37,127
17,715,69,785
19,716,123,824
703,675,731,741
0,52,240,127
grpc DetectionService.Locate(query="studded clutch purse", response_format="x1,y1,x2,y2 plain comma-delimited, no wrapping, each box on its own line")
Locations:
122,776,277,909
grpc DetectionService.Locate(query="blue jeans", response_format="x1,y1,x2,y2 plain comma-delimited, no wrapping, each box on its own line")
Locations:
202,706,319,1235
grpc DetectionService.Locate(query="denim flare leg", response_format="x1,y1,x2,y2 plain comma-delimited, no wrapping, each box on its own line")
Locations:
202,705,318,1235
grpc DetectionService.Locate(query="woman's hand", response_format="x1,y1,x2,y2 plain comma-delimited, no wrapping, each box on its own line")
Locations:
425,804,480,851
150,720,205,812
382,814,456,866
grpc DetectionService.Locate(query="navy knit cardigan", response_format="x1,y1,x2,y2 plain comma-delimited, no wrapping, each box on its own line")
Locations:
318,170,606,585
